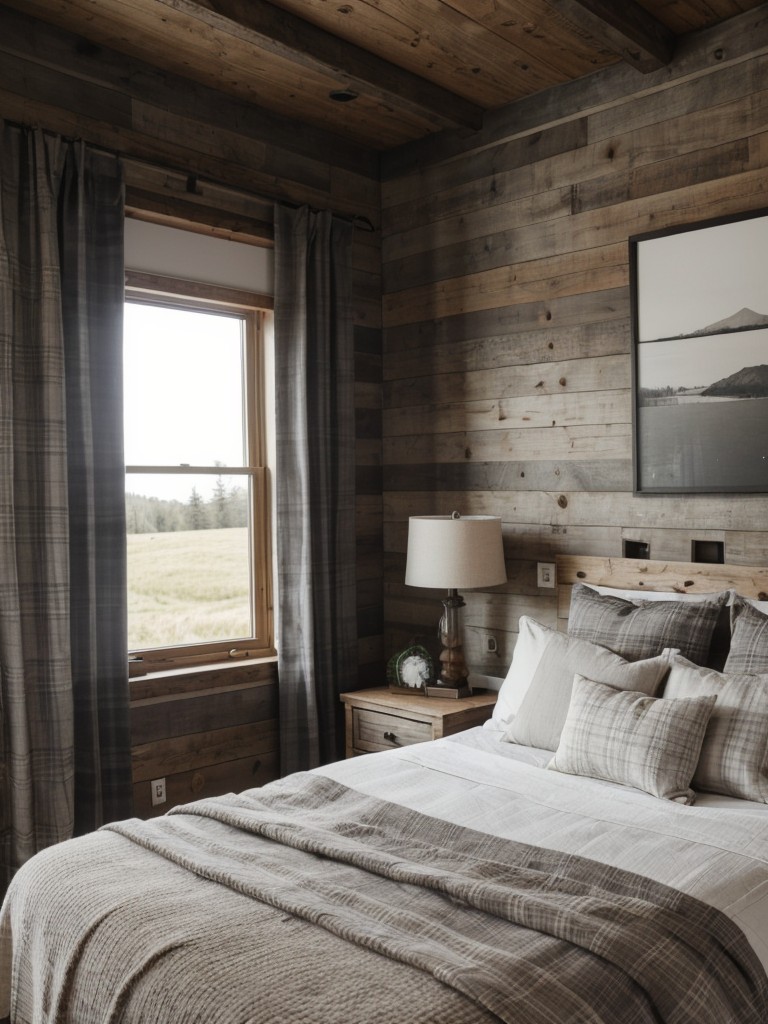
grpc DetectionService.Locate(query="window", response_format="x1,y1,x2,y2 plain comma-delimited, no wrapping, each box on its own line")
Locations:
124,277,273,670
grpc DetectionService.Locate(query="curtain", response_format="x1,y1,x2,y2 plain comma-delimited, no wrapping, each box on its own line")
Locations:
274,204,357,775
0,123,131,889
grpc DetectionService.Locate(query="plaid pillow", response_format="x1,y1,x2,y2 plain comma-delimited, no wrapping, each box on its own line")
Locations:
568,583,726,665
548,675,717,803
725,597,768,674
664,654,768,802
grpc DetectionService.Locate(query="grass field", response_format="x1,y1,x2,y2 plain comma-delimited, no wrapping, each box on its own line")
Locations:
127,527,252,649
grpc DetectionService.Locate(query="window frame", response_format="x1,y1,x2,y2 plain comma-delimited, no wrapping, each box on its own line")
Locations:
124,271,274,671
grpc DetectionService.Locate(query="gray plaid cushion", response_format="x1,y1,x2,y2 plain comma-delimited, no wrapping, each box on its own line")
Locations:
725,597,768,674
548,675,717,803
568,583,726,665
664,654,768,802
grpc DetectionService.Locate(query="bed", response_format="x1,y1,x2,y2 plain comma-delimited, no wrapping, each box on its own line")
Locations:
3,555,768,1023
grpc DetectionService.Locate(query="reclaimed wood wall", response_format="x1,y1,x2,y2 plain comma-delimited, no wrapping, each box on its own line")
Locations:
9,0,768,801
380,8,768,678
0,3,383,810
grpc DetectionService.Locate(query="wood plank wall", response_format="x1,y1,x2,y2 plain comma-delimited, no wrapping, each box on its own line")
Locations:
0,3,384,809
130,662,279,817
380,7,768,678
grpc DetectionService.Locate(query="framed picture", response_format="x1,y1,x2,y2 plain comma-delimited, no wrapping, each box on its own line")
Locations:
630,208,768,493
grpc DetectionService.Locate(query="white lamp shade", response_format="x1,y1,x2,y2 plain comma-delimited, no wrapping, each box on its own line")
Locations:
405,515,507,590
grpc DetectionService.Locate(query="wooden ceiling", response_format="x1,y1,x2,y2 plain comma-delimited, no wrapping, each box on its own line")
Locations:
6,0,766,151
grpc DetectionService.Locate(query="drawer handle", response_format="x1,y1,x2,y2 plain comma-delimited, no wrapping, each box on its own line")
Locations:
383,730,400,745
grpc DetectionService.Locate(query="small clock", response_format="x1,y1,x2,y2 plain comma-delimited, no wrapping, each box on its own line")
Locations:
387,642,434,693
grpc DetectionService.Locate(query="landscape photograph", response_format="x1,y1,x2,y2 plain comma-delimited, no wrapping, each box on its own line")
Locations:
632,211,768,492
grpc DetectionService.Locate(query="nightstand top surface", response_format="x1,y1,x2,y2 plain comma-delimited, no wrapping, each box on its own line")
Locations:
340,686,496,718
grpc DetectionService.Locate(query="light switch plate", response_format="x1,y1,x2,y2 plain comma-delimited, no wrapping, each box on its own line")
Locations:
537,562,556,588
151,777,166,806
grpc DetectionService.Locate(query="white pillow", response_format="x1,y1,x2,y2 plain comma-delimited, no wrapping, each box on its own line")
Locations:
494,616,674,751
493,616,553,725
584,583,734,604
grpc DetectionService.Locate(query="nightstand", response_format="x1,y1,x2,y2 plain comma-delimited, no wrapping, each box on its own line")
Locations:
340,687,497,758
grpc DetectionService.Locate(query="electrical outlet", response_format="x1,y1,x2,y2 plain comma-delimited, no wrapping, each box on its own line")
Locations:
483,634,498,655
151,777,166,806
537,562,556,588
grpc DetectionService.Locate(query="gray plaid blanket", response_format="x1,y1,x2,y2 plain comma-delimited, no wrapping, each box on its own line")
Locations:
3,772,767,1023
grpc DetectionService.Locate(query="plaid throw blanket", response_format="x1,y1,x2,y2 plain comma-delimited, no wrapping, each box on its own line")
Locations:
101,773,767,1024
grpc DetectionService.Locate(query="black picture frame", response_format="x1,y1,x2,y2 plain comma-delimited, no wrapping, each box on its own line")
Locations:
630,208,768,494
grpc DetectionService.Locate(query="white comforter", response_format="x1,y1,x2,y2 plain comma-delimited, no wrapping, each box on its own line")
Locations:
318,726,768,970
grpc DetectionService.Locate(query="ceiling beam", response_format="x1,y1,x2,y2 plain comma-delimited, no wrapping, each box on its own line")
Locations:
551,0,676,73
178,0,484,132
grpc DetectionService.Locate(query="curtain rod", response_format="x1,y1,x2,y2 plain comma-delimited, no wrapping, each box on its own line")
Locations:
174,169,376,234
3,117,377,233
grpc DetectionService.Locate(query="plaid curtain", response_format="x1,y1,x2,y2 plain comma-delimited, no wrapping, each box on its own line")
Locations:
0,124,131,889
274,204,357,774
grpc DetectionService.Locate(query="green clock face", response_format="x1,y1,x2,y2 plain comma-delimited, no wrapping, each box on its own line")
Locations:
387,643,434,690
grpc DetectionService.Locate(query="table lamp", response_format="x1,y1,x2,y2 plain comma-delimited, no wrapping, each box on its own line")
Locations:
405,512,507,697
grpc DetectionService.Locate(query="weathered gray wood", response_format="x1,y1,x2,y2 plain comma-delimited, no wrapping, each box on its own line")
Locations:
442,0,621,82
383,292,629,359
383,184,575,264
385,354,630,408
381,4,768,177
384,319,630,380
384,389,630,437
723,532,768,566
200,0,483,131
386,119,760,258
385,490,768,533
131,718,278,782
383,245,628,327
384,459,633,493
384,518,625,559
126,189,274,244
383,116,589,214
383,76,768,242
551,0,675,72
130,681,278,744
383,167,768,292
0,4,377,179
383,424,632,465
571,138,752,215
589,54,768,145
5,0,444,149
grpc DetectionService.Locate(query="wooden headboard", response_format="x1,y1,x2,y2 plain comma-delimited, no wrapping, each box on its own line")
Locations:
555,555,768,631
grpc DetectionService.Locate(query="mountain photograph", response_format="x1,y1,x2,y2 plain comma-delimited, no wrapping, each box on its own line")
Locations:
632,209,768,492
702,364,768,397
635,323,768,492
687,307,768,338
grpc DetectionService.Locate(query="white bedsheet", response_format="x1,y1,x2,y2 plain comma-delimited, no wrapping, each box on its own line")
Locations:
317,727,768,970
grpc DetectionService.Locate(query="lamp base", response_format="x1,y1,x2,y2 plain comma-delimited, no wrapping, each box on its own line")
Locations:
425,683,472,699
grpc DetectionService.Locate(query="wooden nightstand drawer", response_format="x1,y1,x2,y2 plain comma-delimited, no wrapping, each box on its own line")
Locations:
353,707,432,752
340,687,497,758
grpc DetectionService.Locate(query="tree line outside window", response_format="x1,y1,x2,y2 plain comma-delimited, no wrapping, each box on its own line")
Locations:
126,476,248,533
